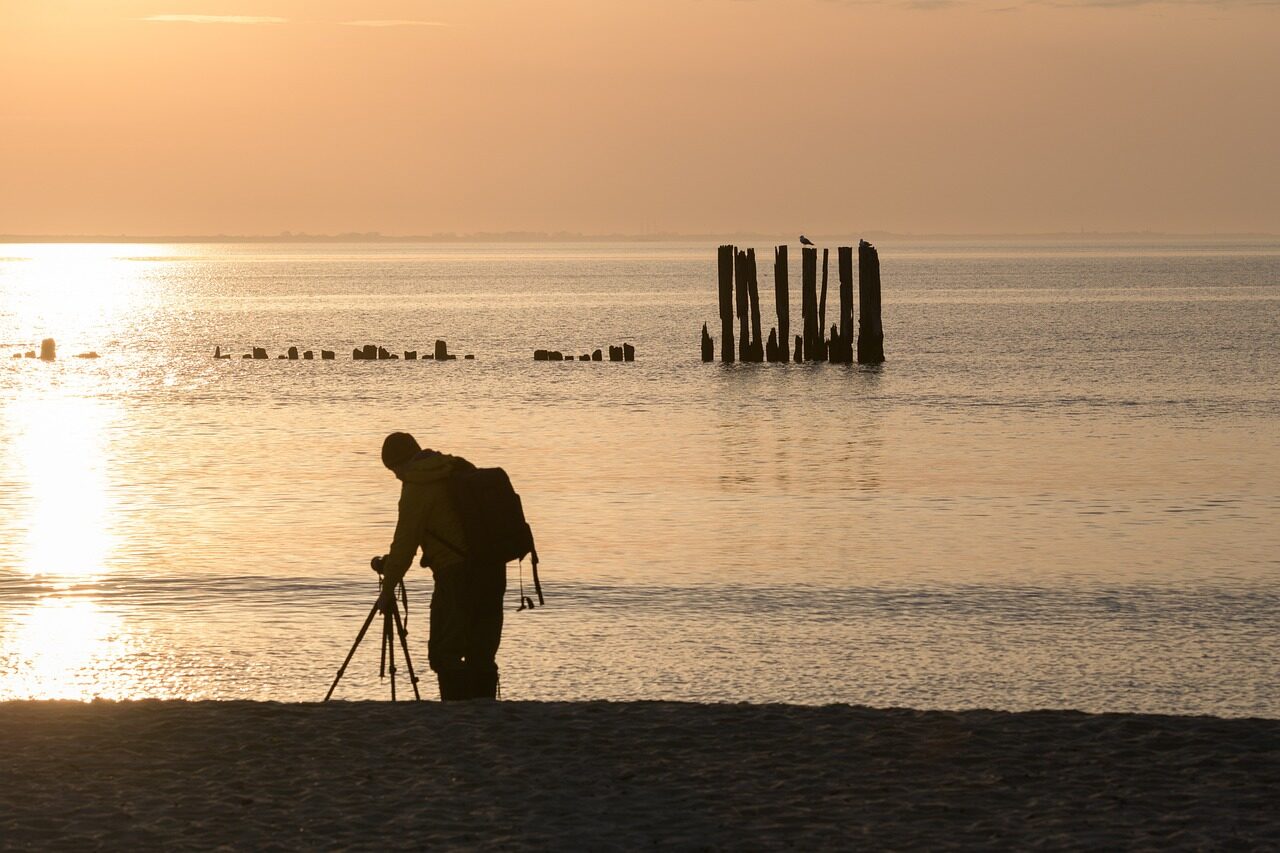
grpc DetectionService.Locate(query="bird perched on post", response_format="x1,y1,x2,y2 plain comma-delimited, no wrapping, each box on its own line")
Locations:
799,235,814,246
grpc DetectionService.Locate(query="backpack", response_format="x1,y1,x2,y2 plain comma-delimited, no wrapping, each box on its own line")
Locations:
429,466,544,610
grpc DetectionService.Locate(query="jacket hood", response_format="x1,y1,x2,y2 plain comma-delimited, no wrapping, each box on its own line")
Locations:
396,449,460,484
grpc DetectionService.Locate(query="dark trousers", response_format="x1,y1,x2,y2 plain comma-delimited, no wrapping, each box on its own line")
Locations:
428,561,506,699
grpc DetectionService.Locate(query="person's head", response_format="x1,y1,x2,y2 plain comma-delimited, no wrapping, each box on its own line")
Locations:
381,432,421,472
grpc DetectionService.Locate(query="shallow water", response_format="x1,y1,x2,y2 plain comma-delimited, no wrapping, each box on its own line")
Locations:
1,240,1277,714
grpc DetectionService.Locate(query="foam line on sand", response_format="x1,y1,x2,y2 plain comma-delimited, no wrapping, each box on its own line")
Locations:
1,701,1277,849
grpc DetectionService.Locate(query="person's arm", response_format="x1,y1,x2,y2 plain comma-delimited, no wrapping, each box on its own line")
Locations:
378,486,423,589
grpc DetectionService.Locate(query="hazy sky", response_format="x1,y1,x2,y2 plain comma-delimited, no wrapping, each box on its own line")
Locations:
2,0,1277,236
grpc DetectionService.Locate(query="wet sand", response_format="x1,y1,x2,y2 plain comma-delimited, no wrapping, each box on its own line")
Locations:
1,700,1276,850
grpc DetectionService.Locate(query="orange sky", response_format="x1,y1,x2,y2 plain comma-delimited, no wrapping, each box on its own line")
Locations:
1,0,1277,236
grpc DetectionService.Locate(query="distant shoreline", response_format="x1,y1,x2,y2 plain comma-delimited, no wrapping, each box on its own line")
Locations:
4,232,1278,244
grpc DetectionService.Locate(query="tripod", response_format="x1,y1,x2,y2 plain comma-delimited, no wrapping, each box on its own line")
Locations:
324,572,421,702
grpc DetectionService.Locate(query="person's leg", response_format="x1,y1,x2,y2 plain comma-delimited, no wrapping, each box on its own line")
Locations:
461,561,506,698
428,565,469,700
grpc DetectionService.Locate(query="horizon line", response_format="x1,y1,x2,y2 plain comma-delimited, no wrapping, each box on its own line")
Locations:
3,230,1279,244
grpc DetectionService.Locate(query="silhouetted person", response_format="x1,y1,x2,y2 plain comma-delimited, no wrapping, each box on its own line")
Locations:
373,432,506,700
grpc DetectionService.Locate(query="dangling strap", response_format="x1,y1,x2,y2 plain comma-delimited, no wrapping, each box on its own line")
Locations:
529,540,545,606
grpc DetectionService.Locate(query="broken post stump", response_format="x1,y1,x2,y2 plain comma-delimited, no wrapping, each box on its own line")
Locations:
766,328,778,362
303,350,314,360
591,349,603,361
362,345,377,360
608,345,623,362
623,343,635,361
288,346,299,360
321,350,335,360
794,335,802,363
701,323,714,362
857,240,886,364
534,350,549,361
718,244,735,363
405,351,417,360
39,338,55,361
434,340,449,361
252,347,268,360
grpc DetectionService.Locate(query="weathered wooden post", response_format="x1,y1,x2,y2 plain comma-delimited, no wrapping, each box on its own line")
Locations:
818,248,830,360
718,245,735,363
434,339,449,361
735,249,750,362
303,350,314,360
321,350,335,360
838,246,854,364
793,335,802,363
774,246,790,363
766,328,778,362
253,347,268,360
857,240,885,364
288,346,299,360
746,249,763,362
39,338,56,361
701,323,714,362
623,343,635,362
801,247,818,361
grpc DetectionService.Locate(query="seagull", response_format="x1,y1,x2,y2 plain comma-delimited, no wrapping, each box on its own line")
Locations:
799,235,814,246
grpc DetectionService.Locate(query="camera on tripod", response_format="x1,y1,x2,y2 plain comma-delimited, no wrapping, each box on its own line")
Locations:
323,557,422,702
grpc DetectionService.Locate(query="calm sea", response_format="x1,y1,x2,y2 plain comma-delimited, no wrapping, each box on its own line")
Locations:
1,241,1277,715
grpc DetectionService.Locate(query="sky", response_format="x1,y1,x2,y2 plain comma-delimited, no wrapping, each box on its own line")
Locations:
1,0,1277,236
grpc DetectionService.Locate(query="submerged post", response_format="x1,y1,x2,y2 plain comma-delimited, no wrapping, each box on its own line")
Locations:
801,247,818,361
718,245,735,363
774,246,790,363
838,246,854,364
700,323,714,362
857,240,885,364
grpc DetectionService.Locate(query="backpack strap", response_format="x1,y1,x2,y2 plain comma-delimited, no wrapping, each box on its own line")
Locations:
528,532,545,606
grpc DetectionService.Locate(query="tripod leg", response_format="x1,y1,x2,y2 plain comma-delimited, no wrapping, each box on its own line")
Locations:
324,599,382,702
390,601,422,701
387,609,398,701
380,608,390,679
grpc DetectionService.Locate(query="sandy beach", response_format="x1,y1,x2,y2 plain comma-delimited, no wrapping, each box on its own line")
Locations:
1,700,1276,850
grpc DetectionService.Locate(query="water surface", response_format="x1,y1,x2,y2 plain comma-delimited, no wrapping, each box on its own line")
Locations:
1,241,1276,714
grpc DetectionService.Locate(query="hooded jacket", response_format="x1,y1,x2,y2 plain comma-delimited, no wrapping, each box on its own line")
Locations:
379,449,475,587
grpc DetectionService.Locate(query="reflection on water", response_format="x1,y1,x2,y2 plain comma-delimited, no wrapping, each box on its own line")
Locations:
0,241,1277,713
0,598,136,700
9,396,118,580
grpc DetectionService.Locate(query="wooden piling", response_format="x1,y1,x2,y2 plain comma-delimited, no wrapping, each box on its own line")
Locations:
701,323,714,362
774,246,790,363
735,249,750,362
746,249,763,362
623,343,635,362
801,247,818,361
766,328,778,362
718,245,735,363
321,350,335,360
818,248,830,360
857,240,885,364
794,335,802,363
838,246,854,364
253,347,268,360
303,350,314,360
434,340,449,361
288,346,299,360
